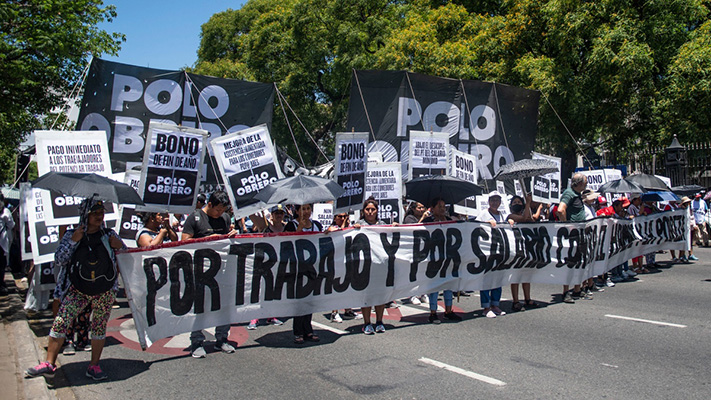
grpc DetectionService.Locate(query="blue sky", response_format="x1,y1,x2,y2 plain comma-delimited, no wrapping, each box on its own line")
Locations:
98,1,247,70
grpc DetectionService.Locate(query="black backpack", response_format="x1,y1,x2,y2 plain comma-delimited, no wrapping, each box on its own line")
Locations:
69,231,117,295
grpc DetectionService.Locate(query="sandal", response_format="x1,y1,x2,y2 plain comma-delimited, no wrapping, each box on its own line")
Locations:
512,302,523,312
293,335,304,344
305,334,320,342
524,300,539,308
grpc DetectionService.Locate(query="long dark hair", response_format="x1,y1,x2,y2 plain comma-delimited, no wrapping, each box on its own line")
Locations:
362,197,379,222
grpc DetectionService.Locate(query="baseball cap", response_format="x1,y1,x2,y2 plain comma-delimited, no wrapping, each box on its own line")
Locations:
597,196,608,204
488,191,502,199
89,200,107,212
270,204,286,213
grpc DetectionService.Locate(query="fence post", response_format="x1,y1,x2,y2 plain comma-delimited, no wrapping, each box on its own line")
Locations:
664,135,688,186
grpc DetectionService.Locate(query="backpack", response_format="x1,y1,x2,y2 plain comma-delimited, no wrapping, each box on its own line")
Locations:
69,231,117,295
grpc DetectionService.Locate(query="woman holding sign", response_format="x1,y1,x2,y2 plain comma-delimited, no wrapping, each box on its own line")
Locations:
285,204,323,344
506,195,539,312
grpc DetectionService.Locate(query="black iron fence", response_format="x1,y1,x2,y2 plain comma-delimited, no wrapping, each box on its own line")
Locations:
625,141,711,189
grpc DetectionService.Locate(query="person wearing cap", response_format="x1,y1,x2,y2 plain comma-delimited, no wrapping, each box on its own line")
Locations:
26,198,125,381
691,193,709,248
557,173,588,303
475,193,506,318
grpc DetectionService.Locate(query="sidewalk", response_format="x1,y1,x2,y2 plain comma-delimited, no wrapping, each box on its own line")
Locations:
0,272,56,400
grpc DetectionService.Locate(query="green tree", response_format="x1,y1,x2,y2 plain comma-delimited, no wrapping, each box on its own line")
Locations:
0,0,124,184
197,0,711,168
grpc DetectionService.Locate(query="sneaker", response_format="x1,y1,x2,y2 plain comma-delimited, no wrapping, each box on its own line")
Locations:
267,318,284,326
563,291,575,303
585,288,594,296
25,362,56,378
410,296,421,305
689,254,699,261
491,307,506,316
582,291,593,300
610,275,624,283
428,314,441,324
191,345,206,358
485,310,497,318
420,295,429,304
590,285,604,292
247,319,258,330
681,256,689,263
330,312,343,323
215,341,235,354
626,269,638,277
605,278,616,287
672,258,680,263
444,312,463,321
86,365,108,381
342,309,356,319
375,323,386,333
354,312,363,320
571,291,582,300
62,344,76,356
363,324,375,335
387,301,399,308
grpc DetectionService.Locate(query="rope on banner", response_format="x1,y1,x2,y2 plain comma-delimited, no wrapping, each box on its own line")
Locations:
275,83,306,167
50,59,91,130
353,69,376,143
460,79,489,192
540,91,592,167
183,72,225,190
274,86,329,162
492,82,512,153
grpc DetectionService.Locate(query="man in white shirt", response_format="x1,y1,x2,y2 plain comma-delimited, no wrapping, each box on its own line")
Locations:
691,193,708,247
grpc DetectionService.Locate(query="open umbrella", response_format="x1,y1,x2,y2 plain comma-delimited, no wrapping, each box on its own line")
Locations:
405,175,484,205
626,174,671,191
598,178,646,194
671,185,704,197
253,175,345,205
641,191,680,202
31,172,144,205
492,159,559,181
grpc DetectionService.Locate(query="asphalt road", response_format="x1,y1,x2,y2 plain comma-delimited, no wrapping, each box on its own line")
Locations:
44,247,711,400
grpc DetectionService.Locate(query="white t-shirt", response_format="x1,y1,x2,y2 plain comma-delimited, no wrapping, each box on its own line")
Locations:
478,209,503,223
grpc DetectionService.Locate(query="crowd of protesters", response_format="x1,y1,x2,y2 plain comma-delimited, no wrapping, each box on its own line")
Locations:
14,176,710,380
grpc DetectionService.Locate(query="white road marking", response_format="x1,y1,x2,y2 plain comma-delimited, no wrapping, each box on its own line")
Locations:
605,314,687,328
419,357,506,386
601,363,619,369
311,321,348,335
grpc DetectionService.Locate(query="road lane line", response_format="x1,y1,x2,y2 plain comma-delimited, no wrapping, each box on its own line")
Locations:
601,363,619,368
604,314,687,328
419,357,506,386
311,321,348,335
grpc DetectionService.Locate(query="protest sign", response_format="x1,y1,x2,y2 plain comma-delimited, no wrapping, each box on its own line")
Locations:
19,183,33,261
364,162,403,223
408,131,449,179
450,148,478,184
531,152,562,203
76,58,274,181
118,209,688,349
334,133,369,213
210,125,283,219
138,122,208,214
312,203,334,229
26,188,61,264
117,171,144,247
346,71,540,181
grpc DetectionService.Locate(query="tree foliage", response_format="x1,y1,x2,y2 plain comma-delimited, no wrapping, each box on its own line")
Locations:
196,0,711,167
0,0,124,183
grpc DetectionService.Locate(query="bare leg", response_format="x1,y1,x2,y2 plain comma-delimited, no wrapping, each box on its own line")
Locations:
510,284,520,303
90,339,105,366
46,336,65,365
361,307,372,325
374,305,385,322
522,283,531,301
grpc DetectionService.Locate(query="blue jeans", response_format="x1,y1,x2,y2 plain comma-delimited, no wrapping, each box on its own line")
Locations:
480,288,502,308
190,324,230,347
428,290,453,311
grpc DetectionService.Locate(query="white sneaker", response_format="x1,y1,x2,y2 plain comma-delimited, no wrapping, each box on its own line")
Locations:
215,342,235,354
354,312,363,320
485,310,497,318
191,346,206,358
331,312,343,323
410,296,421,305
420,295,429,304
605,278,616,287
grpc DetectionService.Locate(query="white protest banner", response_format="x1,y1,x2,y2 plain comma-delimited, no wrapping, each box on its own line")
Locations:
532,152,562,203
26,188,61,265
118,210,688,349
34,130,118,225
408,131,449,179
364,162,403,223
312,203,334,229
138,122,208,214
334,133,369,213
209,124,283,219
19,183,33,261
118,171,143,247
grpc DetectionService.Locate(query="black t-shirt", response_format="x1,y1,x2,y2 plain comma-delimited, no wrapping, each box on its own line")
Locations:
284,219,323,232
182,208,231,239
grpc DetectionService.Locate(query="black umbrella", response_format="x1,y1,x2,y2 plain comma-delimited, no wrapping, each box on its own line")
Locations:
32,172,144,205
597,178,646,194
492,159,559,181
405,175,484,205
253,175,345,205
625,174,671,191
671,184,704,197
